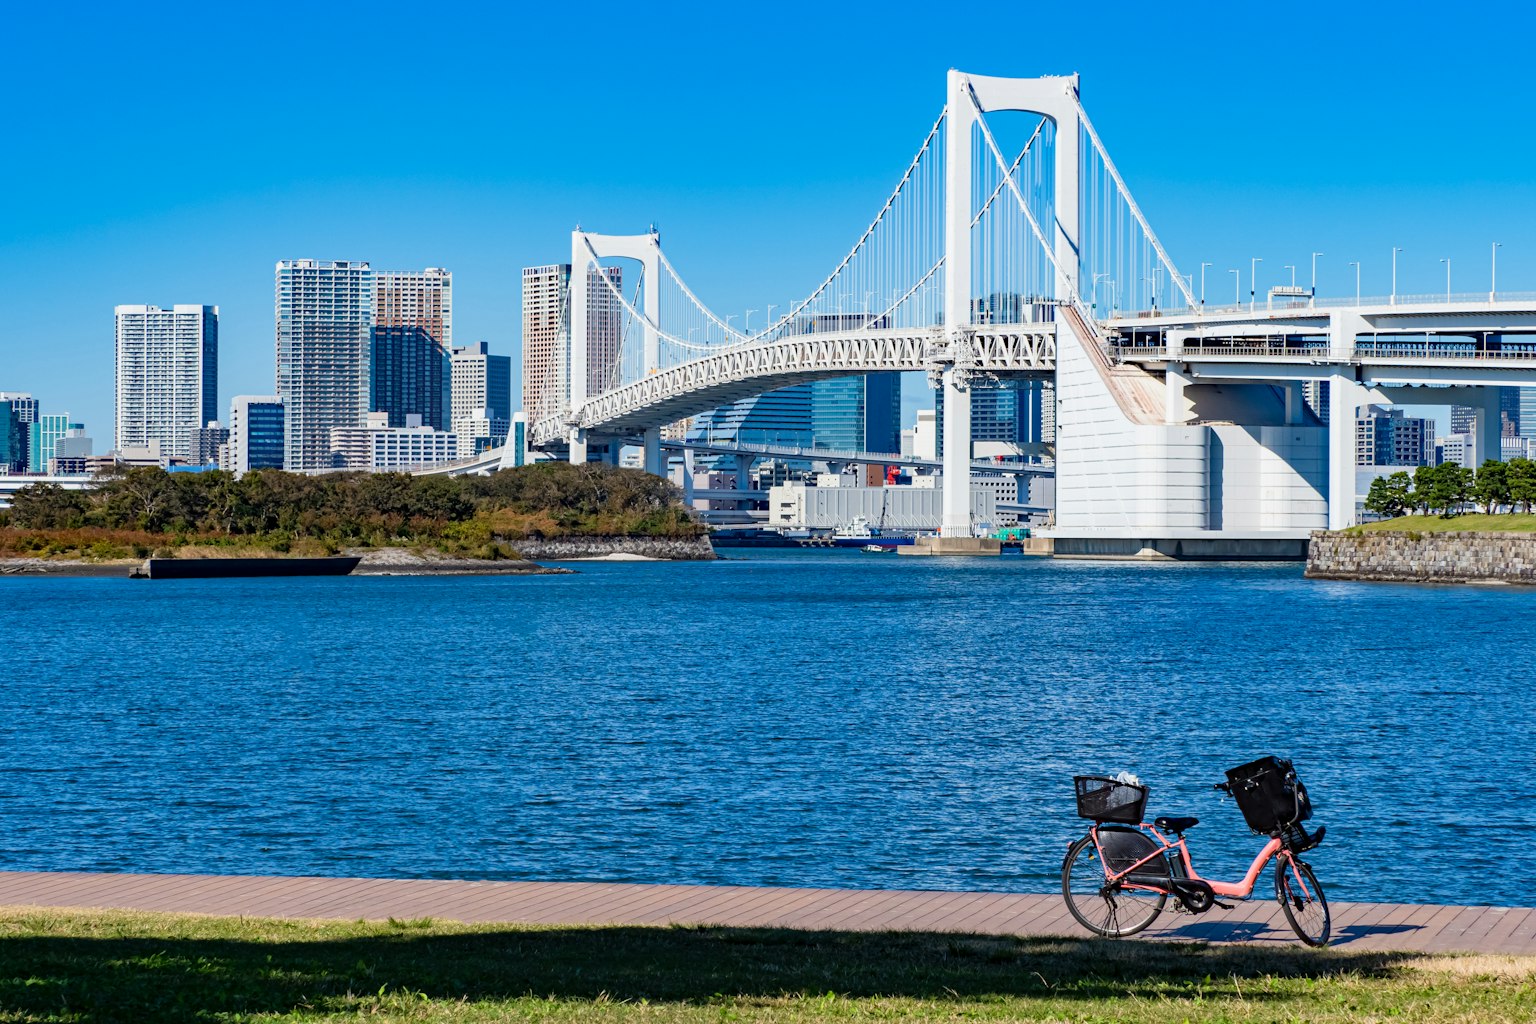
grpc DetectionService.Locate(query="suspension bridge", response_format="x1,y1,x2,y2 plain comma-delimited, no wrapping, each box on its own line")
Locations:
453,69,1536,557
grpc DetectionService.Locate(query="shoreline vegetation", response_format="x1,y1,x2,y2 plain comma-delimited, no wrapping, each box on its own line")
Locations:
0,462,705,572
1,907,1533,1023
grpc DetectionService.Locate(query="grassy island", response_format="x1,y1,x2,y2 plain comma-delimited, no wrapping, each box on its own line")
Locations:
1351,513,1536,534
0,462,702,563
1,908,1533,1023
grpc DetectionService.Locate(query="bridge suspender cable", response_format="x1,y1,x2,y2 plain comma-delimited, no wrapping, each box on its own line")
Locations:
1070,94,1196,311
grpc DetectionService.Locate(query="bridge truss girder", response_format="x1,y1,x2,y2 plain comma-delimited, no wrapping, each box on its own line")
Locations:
530,325,1057,448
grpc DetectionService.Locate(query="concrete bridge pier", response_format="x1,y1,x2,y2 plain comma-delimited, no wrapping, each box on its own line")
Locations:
1327,373,1365,530
643,427,664,476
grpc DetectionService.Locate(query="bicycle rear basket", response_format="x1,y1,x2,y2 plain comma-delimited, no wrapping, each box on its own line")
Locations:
1225,756,1313,836
1074,775,1149,824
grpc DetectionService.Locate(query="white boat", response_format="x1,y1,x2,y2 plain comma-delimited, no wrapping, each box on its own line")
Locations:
862,543,892,553
832,515,877,542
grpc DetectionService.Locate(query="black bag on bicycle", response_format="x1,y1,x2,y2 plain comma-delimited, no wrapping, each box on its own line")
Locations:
1225,756,1313,836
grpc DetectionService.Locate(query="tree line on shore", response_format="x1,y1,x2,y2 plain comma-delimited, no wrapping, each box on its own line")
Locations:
1364,458,1536,519
0,462,703,558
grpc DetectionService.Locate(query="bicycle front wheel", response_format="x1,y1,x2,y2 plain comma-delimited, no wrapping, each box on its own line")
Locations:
1275,857,1330,946
1061,834,1167,938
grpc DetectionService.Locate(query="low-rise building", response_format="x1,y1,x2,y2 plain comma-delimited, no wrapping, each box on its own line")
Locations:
767,479,997,532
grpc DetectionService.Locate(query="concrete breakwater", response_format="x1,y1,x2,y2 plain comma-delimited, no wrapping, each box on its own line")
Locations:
1306,529,1536,583
511,535,716,561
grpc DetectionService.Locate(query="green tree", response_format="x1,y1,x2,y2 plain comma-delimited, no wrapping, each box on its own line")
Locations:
1412,465,1437,515
6,483,91,529
1364,471,1412,520
1427,462,1472,517
1508,458,1536,513
1474,459,1510,513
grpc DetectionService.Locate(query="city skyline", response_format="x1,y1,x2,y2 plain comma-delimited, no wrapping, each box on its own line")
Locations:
5,3,1536,444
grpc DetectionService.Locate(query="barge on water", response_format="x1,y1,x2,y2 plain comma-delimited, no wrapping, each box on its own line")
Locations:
134,556,361,579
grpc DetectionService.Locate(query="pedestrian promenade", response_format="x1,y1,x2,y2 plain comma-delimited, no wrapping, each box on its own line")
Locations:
2,871,1532,954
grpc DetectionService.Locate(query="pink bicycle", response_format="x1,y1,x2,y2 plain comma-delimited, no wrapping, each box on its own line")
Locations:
1061,756,1330,945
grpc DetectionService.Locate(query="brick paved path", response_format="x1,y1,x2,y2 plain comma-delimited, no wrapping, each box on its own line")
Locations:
2,871,1532,954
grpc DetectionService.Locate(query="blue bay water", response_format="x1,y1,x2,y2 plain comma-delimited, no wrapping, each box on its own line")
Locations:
2,550,1534,907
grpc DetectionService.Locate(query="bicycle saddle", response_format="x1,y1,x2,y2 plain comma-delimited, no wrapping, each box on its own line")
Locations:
1154,816,1199,833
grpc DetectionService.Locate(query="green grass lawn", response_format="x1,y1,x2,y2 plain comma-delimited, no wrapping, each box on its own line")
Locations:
2,909,1533,1023
1351,513,1536,534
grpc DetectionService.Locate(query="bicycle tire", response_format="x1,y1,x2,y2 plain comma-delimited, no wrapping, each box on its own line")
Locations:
1275,857,1330,946
1061,833,1167,938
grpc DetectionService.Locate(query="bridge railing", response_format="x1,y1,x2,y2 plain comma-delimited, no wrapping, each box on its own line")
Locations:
1108,291,1536,320
1112,339,1536,363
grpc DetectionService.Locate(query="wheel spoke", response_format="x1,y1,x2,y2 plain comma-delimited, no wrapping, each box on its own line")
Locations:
1062,833,1165,938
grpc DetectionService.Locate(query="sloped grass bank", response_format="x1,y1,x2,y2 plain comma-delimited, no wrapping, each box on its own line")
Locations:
2,908,1533,1022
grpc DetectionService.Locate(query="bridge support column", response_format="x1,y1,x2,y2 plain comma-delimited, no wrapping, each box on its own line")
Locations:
642,428,663,476
733,454,753,509
1284,382,1306,425
1165,364,1190,424
1327,373,1363,530
941,370,972,537
681,448,695,507
1475,389,1504,466
568,429,588,465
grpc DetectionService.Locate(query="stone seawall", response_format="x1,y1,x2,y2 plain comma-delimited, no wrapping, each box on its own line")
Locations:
1306,530,1536,583
512,535,716,561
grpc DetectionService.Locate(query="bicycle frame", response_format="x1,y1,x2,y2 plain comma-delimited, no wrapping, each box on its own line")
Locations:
1090,822,1310,901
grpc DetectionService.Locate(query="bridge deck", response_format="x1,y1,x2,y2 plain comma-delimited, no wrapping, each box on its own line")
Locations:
1,871,1530,954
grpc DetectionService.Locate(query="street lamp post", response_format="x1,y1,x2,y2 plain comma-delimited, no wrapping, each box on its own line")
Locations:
1092,272,1110,312
1310,252,1323,305
1440,259,1451,302
745,308,757,332
1230,268,1240,306
1491,243,1502,302
1250,257,1262,312
1348,262,1360,305
1391,247,1403,305
766,304,777,327
1285,264,1296,287
1200,262,1212,307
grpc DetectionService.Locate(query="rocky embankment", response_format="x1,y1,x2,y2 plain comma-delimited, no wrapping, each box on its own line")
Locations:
511,535,716,561
1306,530,1536,584
347,548,569,575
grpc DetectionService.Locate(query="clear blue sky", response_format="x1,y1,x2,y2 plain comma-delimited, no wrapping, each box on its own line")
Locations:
4,1,1534,444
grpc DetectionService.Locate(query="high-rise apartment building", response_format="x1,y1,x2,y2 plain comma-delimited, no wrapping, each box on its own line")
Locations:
225,396,285,474
372,268,452,429
688,386,813,454
451,342,512,422
1356,405,1433,466
29,414,83,473
811,375,901,452
0,393,37,470
114,304,218,462
0,399,26,472
276,260,373,471
934,378,1053,457
194,421,229,465
521,264,622,425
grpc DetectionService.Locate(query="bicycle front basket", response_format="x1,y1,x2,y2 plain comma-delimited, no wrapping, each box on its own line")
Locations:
1225,756,1313,835
1074,775,1148,824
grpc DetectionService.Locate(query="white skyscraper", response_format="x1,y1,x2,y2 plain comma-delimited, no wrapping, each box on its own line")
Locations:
114,304,218,462
275,260,373,471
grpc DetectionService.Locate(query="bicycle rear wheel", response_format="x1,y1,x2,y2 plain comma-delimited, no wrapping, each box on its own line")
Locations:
1275,857,1330,946
1061,834,1167,938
